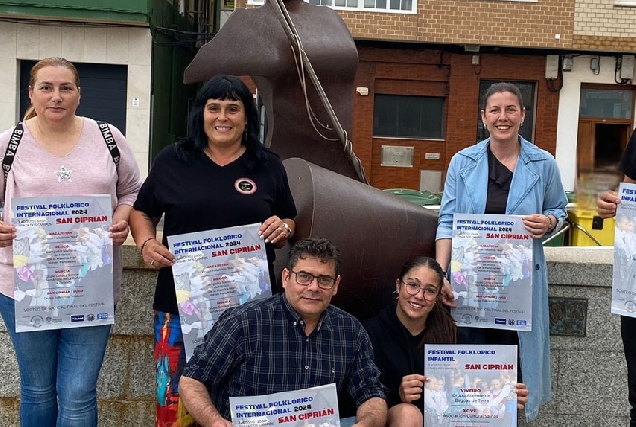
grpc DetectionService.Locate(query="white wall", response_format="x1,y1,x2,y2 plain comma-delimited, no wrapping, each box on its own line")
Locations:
556,55,636,191
0,22,152,178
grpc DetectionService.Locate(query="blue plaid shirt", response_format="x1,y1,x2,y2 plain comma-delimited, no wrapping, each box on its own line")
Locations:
183,293,387,420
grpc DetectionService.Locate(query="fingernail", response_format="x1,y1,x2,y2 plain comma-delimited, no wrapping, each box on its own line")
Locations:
264,239,269,243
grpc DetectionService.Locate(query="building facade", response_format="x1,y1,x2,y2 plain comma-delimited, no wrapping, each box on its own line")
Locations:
245,0,636,193
0,0,214,177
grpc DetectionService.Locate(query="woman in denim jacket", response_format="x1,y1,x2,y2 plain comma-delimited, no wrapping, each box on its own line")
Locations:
435,82,567,422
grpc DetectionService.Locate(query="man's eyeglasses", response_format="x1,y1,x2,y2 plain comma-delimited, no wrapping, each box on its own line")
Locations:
290,271,337,290
400,280,439,300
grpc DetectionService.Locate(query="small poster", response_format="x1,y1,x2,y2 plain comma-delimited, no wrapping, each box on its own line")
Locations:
451,214,533,331
424,344,518,427
612,182,636,316
12,195,114,332
167,223,270,360
230,383,340,427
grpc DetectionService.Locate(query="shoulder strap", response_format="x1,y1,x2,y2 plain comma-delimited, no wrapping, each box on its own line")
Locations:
1,121,120,200
1,122,24,218
3,122,24,183
95,120,120,170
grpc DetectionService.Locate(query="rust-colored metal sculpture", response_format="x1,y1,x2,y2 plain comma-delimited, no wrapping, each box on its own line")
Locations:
274,159,438,321
184,0,361,180
183,1,439,320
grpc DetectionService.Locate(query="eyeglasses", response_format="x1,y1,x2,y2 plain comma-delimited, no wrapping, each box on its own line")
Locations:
290,271,337,290
400,280,439,300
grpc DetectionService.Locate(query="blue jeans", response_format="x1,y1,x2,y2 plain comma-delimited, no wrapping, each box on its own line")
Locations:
0,293,111,427
339,416,356,427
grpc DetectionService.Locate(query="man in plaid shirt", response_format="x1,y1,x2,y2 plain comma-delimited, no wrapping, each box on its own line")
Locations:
180,237,388,427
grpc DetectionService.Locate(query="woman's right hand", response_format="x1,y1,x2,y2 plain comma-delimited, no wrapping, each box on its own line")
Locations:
399,374,426,403
0,221,17,247
141,238,175,269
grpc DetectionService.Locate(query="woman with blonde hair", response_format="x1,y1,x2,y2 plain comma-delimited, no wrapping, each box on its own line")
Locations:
0,57,141,426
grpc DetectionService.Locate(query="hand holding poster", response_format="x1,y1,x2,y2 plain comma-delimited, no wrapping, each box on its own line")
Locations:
230,384,340,427
167,223,271,360
424,344,518,427
612,182,636,316
451,214,533,331
12,195,114,332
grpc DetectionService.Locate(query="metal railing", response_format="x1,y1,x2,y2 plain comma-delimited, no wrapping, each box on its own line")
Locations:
542,220,604,246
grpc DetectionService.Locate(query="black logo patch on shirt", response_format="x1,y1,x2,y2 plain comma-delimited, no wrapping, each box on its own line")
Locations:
235,178,256,195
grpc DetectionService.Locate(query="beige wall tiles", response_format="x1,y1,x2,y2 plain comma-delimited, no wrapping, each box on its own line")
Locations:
413,0,575,48
61,26,86,63
0,22,17,59
39,26,62,59
16,24,40,60
575,0,636,38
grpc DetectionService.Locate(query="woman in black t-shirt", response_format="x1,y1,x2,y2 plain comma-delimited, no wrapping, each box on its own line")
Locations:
363,256,528,427
129,75,297,427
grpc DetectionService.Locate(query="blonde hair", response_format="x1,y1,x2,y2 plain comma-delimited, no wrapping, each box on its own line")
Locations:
24,57,80,121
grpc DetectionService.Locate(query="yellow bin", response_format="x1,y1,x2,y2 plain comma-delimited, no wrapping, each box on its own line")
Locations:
568,209,615,246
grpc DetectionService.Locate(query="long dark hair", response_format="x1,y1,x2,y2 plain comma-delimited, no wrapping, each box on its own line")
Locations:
175,75,267,165
397,256,457,347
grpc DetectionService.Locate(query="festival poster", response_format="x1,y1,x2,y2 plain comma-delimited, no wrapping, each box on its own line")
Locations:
612,182,636,317
12,195,114,332
424,344,518,427
450,214,533,331
230,383,340,427
167,223,271,360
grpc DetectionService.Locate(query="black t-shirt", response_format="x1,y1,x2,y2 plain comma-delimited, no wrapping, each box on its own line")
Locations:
134,145,297,314
621,128,636,179
485,146,512,214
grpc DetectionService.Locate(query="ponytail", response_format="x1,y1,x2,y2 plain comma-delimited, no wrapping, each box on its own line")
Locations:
23,106,36,121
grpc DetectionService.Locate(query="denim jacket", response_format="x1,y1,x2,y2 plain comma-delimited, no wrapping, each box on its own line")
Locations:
436,137,568,421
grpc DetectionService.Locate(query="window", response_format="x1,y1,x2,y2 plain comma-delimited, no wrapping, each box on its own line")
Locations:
373,94,445,139
476,80,536,142
248,0,416,13
579,88,633,119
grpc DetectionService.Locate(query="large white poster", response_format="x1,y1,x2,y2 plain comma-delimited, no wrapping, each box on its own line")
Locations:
12,195,114,332
612,182,636,317
167,223,271,360
424,344,518,427
451,214,533,331
230,384,340,427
